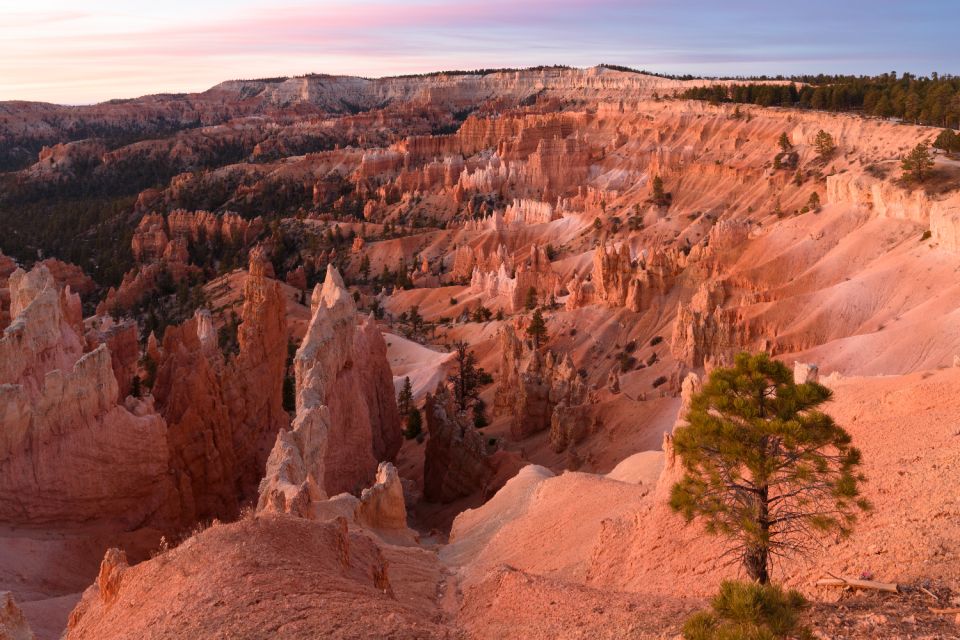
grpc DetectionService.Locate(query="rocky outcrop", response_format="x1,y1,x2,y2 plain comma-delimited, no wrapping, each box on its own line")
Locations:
0,251,17,330
225,248,289,491
655,372,701,500
0,592,33,640
95,548,128,606
493,324,524,414
492,326,590,448
150,249,287,525
84,315,140,401
593,244,685,312
0,264,176,529
793,362,819,384
515,349,589,444
670,280,744,369
549,403,594,454
355,462,408,531
354,316,404,463
469,244,558,312
423,383,494,503
131,210,263,263
257,404,330,517
503,198,557,225
39,258,96,297
100,210,264,315
259,265,401,515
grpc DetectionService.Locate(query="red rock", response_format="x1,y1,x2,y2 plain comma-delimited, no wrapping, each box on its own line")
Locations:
258,265,401,515
0,591,34,640
423,382,494,503
0,265,176,529
153,248,288,525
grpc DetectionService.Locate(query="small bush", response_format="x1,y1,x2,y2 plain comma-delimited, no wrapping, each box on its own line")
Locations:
921,230,932,241
617,353,637,372
404,408,423,440
650,335,663,346
682,580,811,640
652,376,667,388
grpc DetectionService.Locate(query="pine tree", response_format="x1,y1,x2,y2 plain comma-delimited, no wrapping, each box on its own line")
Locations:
130,375,142,398
807,191,821,212
651,175,669,206
359,254,371,281
793,169,803,186
933,128,960,153
902,142,934,182
814,130,835,159
405,408,423,440
773,197,783,218
405,305,424,338
670,353,868,584
526,307,548,349
448,340,488,413
472,397,489,429
777,132,792,152
397,376,413,417
525,286,538,310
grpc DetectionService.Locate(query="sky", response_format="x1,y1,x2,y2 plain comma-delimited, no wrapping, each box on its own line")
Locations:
1,0,957,104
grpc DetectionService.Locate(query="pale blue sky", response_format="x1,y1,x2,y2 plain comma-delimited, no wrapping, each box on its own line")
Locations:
1,0,956,103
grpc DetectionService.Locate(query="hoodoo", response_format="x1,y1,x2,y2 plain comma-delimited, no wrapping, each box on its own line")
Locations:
2,40,959,639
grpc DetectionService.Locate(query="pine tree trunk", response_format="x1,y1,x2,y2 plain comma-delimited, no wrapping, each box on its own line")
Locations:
745,486,771,584
744,544,769,584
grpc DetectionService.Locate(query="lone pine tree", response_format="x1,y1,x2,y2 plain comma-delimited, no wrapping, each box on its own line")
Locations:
670,352,868,584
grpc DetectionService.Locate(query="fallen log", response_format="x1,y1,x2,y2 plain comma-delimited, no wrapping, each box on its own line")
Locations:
816,577,899,593
928,607,960,615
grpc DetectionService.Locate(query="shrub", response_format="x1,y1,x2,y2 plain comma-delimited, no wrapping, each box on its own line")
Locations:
921,230,932,241
682,580,811,640
652,376,667,388
933,128,960,153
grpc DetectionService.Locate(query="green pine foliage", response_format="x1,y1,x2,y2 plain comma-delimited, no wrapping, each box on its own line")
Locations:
777,133,792,152
669,353,868,584
813,130,836,159
397,376,414,417
448,340,489,413
679,73,960,129
901,142,934,182
651,175,671,206
933,128,960,153
405,408,423,440
683,580,812,640
526,308,548,349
